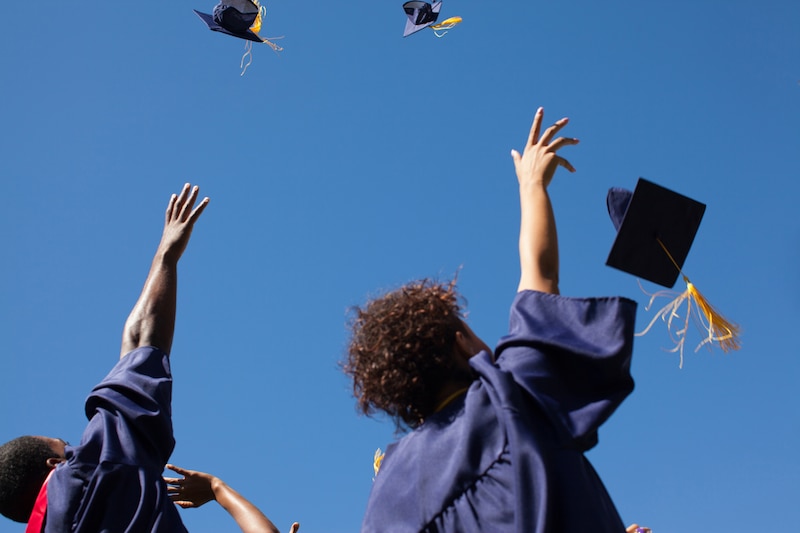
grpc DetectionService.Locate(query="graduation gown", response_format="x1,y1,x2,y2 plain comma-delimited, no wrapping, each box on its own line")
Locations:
43,347,187,533
362,290,637,533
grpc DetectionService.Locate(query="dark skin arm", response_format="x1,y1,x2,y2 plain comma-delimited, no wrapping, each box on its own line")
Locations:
120,184,209,358
165,465,300,533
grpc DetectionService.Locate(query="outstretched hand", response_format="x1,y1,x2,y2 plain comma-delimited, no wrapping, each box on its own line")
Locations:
165,464,300,533
511,107,578,294
164,464,216,508
158,183,210,264
119,184,209,357
510,107,578,189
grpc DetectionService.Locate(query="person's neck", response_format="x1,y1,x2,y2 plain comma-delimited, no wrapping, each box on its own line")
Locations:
432,381,471,413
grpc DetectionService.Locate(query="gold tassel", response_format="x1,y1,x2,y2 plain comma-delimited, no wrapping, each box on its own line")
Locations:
636,240,741,368
240,1,284,76
373,448,385,477
430,16,463,37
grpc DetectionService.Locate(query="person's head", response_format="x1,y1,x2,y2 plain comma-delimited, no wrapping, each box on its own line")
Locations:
344,279,490,430
0,436,66,523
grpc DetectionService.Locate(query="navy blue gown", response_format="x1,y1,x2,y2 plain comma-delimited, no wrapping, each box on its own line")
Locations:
362,290,637,533
44,347,187,532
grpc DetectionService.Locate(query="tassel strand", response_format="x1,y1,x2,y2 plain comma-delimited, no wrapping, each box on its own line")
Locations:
635,239,741,367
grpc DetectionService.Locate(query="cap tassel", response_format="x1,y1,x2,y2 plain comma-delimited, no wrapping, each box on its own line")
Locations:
430,16,462,37
636,238,741,368
373,448,385,478
240,2,284,76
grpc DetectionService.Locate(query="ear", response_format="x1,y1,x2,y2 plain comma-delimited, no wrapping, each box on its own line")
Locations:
46,457,65,469
453,330,472,362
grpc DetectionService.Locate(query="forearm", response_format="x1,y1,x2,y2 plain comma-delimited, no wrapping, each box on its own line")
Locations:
119,184,208,358
518,182,559,294
120,250,178,358
211,477,280,533
511,108,574,294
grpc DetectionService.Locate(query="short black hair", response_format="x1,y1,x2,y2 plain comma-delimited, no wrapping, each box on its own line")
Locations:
0,436,59,523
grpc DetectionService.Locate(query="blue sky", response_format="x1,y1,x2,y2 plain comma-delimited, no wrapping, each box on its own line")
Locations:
1,1,798,532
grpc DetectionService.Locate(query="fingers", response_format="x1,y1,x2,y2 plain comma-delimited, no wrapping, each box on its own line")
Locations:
557,156,576,173
166,185,209,224
169,184,192,222
180,185,199,221
547,136,580,153
165,194,178,224
173,500,195,509
176,185,199,221
539,117,569,146
289,522,300,533
522,107,575,155
526,107,544,147
166,464,189,476
188,196,210,224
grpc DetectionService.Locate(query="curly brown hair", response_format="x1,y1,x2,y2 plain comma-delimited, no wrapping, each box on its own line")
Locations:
344,279,473,430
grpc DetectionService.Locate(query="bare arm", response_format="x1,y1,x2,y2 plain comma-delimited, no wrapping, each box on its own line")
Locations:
120,184,209,358
510,107,578,294
165,465,300,533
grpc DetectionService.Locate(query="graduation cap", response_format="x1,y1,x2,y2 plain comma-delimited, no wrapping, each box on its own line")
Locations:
403,1,441,36
194,0,283,74
606,178,740,366
195,0,264,42
402,1,462,37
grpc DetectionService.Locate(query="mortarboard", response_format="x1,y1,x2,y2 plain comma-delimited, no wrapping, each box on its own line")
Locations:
606,178,706,288
403,1,442,37
606,178,740,366
194,0,264,42
194,0,283,75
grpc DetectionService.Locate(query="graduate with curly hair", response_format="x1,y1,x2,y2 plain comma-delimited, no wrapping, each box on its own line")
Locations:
345,107,640,532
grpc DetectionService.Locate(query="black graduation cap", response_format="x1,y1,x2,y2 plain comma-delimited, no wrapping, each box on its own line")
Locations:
403,1,442,37
606,178,706,288
194,0,264,42
606,178,740,364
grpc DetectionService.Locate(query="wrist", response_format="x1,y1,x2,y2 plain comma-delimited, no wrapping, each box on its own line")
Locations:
519,179,547,192
210,476,227,500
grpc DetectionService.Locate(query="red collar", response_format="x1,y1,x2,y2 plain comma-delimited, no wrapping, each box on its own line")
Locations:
26,469,54,533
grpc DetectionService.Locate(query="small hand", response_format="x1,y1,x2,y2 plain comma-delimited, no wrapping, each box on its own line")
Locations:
626,524,652,533
158,183,210,263
510,107,578,189
164,464,216,509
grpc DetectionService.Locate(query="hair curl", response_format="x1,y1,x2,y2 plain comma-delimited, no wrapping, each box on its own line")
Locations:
344,279,470,430
0,436,59,522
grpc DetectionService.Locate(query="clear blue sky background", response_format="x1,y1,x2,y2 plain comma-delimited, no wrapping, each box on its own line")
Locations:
1,1,798,532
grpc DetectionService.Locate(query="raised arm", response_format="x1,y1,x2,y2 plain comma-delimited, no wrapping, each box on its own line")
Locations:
120,184,209,358
165,465,300,533
510,107,578,294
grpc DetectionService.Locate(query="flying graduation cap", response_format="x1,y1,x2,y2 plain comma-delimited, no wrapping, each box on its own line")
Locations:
402,1,462,37
194,0,283,74
606,178,740,367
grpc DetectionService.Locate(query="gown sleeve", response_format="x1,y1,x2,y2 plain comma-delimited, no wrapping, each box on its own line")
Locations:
495,290,637,450
44,347,185,533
